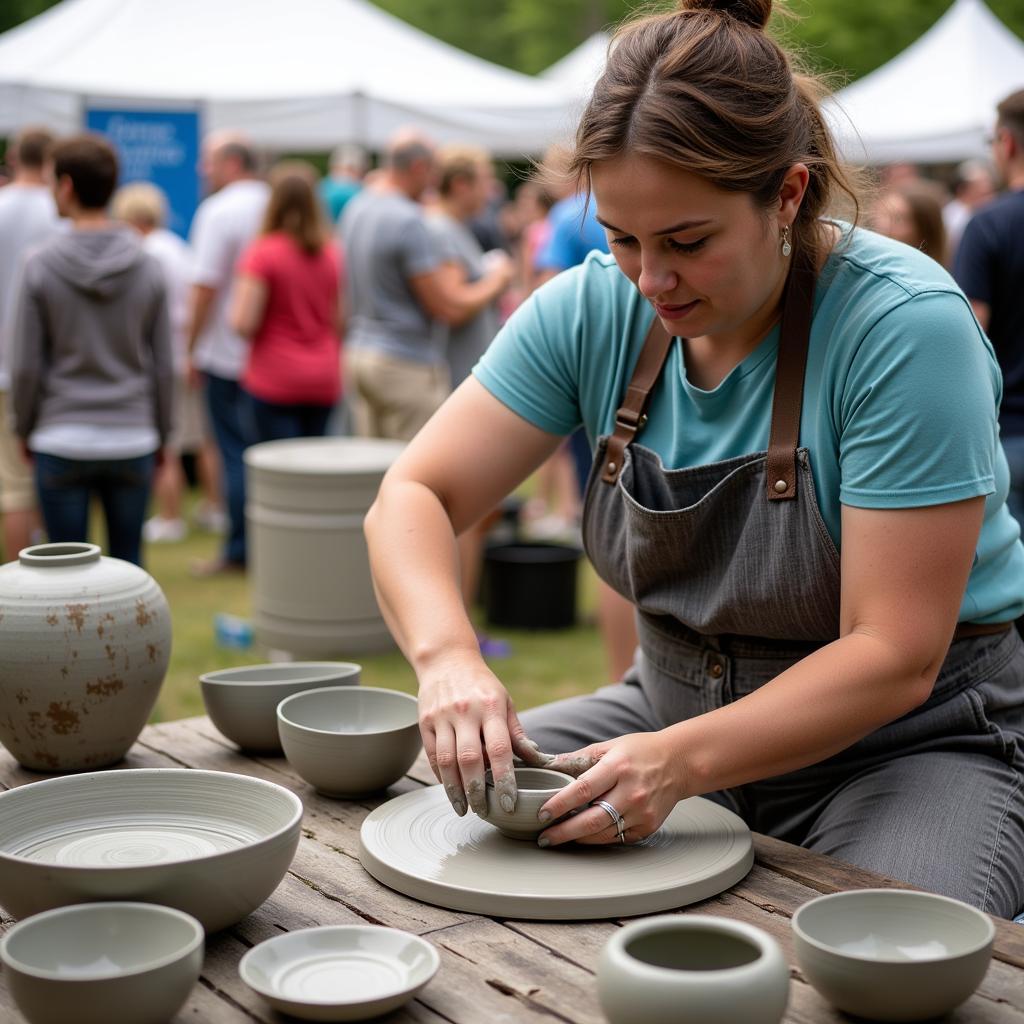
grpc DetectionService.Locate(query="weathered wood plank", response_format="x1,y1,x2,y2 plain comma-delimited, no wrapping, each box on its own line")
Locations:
419,918,603,1024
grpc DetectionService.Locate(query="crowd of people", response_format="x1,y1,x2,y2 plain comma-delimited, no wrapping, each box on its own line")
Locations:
1,81,1023,676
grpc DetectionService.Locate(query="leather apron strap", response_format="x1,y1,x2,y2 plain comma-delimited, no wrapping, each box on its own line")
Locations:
601,247,817,490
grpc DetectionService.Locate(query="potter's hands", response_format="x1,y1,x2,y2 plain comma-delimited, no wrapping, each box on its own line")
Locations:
536,731,687,846
418,656,549,819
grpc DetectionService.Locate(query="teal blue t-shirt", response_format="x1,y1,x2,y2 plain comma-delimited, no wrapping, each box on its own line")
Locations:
475,226,1024,624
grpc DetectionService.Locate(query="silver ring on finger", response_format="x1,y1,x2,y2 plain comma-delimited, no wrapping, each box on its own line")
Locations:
595,800,621,829
618,830,626,845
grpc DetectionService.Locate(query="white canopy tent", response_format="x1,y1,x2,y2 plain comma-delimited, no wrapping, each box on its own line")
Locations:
828,0,1024,165
541,31,611,103
0,0,577,156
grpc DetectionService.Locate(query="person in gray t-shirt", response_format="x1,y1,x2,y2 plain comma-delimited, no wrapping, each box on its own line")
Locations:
427,147,513,387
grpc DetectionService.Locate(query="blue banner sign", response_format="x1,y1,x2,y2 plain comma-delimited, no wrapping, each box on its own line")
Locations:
85,107,200,238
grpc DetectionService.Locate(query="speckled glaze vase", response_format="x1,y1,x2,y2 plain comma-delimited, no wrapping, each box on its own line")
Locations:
0,543,171,772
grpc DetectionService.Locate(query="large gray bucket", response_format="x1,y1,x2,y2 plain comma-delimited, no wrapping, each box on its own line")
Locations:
245,437,405,656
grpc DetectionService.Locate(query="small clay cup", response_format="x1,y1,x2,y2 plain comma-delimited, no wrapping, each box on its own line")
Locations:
479,767,574,840
598,915,789,1024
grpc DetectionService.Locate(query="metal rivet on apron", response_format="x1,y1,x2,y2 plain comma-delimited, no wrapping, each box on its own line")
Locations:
708,660,724,679
607,462,617,473
774,479,788,494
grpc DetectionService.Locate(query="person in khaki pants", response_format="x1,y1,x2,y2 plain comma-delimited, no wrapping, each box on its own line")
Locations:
338,131,509,441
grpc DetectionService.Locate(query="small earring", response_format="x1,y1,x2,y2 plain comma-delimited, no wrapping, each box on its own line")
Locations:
780,225,792,258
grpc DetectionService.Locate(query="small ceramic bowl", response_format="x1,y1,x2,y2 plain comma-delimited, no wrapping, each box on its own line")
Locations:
239,924,440,1022
0,902,204,1024
478,767,575,839
597,915,789,1024
278,686,422,797
792,888,995,1022
201,661,361,752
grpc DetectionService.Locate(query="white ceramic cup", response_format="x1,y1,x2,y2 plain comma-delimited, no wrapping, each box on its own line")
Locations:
597,914,789,1024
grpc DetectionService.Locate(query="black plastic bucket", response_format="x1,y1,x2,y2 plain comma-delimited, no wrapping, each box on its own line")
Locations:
482,542,582,630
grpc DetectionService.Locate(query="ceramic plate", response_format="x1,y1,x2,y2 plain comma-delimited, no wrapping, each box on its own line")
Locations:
239,925,440,1022
359,787,753,920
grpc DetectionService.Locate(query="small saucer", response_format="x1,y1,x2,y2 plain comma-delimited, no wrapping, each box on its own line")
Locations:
238,925,440,1022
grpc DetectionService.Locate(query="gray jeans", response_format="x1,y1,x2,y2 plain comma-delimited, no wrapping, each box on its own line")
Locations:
520,628,1024,918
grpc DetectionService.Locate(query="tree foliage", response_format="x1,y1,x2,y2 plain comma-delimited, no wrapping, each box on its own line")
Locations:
4,0,1024,84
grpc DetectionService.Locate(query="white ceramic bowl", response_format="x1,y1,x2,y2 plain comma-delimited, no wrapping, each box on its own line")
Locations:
0,901,203,1024
597,915,789,1024
0,768,303,932
792,888,995,1021
278,687,421,797
239,924,440,1022
200,661,361,752
479,767,574,839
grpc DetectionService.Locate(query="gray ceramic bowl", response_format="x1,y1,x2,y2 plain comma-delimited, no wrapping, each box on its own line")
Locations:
278,686,421,797
0,768,303,932
200,661,361,752
0,901,204,1024
239,924,440,1021
479,767,574,839
792,888,995,1021
597,914,789,1024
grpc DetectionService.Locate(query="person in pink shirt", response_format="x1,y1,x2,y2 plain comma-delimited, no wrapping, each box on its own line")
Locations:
230,161,343,441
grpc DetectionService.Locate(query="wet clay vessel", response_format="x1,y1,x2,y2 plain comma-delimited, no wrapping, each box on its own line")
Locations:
479,767,574,839
0,544,171,772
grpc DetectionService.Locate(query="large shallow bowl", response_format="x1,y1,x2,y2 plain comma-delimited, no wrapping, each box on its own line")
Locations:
598,915,789,1024
200,661,361,752
0,902,203,1024
792,888,995,1021
278,686,421,797
239,925,440,1022
0,768,303,932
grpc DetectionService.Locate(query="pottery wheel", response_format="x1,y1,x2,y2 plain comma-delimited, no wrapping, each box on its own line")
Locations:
359,787,753,920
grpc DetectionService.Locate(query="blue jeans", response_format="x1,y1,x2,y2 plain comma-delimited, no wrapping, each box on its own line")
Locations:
34,452,155,566
204,373,253,566
247,393,333,444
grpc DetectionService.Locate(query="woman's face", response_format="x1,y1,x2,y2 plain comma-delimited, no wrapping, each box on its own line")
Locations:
590,154,790,341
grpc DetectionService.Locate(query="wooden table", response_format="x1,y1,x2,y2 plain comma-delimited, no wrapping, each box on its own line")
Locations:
3,715,1024,1023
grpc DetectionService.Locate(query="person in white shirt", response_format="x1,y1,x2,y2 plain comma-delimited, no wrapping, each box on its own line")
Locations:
0,127,58,559
186,134,270,574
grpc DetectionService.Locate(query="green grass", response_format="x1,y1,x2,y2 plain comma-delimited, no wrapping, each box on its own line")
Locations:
142,512,605,723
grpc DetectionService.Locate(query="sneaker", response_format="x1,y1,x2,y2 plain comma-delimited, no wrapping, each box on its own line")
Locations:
143,516,187,543
193,502,228,535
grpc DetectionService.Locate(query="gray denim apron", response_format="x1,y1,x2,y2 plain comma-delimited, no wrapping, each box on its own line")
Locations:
559,251,1024,915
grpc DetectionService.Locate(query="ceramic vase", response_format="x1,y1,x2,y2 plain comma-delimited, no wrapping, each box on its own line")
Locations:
597,915,790,1024
0,543,171,771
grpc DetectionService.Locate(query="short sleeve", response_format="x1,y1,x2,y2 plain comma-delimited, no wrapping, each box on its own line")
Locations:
427,219,461,266
953,215,996,305
838,290,999,509
398,215,440,277
473,269,584,435
237,237,271,280
190,206,234,288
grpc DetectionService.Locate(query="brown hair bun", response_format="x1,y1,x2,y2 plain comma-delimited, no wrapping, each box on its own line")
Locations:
677,0,772,30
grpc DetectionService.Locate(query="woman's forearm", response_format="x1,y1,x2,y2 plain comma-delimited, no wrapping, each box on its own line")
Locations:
364,478,481,675
670,631,937,797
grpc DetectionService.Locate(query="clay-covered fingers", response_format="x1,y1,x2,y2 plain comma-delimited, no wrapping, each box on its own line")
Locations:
508,710,555,769
482,713,517,814
429,722,467,816
535,759,617,846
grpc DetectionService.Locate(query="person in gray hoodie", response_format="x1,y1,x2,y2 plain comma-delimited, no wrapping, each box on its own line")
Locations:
10,134,174,566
